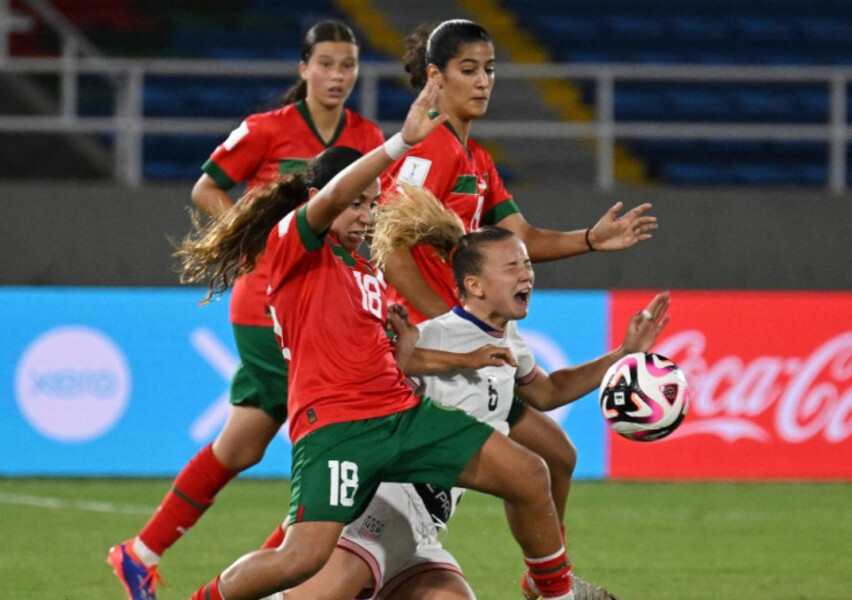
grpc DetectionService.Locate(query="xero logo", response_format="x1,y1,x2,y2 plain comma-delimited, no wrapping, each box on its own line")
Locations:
14,326,131,442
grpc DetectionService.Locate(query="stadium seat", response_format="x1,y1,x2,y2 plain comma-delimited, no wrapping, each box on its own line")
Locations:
501,0,852,184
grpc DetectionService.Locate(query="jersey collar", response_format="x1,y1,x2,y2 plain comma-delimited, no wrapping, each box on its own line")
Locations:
429,109,471,160
452,305,504,338
295,99,346,147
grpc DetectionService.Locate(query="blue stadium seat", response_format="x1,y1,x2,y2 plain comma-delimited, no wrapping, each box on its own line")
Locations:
501,0,852,185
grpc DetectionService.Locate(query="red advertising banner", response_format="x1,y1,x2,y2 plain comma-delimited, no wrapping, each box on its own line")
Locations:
608,291,852,479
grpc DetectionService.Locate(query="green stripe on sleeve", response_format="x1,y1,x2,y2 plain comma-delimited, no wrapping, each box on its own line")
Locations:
483,198,520,226
201,158,237,190
296,204,325,251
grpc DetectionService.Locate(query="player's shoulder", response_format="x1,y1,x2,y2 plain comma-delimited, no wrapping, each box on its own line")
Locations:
466,136,495,163
344,107,378,126
245,104,297,126
419,310,465,335
345,108,382,133
505,320,526,342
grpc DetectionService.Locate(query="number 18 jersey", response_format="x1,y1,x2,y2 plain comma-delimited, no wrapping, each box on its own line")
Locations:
266,205,419,442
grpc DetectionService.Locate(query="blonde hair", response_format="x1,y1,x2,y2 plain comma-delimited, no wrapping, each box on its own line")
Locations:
371,184,465,270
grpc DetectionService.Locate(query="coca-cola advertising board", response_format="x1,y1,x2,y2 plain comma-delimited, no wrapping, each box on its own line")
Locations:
608,291,852,479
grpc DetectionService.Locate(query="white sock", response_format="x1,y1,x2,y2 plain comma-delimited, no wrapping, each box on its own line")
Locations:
132,538,160,567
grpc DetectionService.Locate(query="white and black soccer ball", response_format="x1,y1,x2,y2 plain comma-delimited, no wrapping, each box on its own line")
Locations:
599,352,690,442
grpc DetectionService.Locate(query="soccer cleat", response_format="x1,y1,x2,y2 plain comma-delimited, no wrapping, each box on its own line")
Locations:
107,541,164,600
569,574,621,600
521,571,540,599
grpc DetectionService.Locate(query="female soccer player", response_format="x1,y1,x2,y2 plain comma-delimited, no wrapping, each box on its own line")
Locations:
107,20,384,600
262,190,668,600
379,21,656,592
179,80,576,600
382,19,658,325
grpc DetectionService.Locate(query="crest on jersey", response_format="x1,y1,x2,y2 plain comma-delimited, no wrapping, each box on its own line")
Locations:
359,514,385,543
397,156,431,188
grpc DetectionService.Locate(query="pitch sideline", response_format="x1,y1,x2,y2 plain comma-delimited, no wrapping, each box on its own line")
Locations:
0,491,153,515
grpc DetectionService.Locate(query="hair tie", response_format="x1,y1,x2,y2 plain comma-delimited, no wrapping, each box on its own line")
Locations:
448,242,461,264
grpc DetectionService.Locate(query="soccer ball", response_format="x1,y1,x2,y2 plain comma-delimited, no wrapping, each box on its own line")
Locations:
598,352,690,442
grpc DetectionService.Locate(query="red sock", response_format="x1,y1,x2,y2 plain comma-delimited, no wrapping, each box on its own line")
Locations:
525,549,572,598
190,575,224,600
139,444,236,555
260,522,287,549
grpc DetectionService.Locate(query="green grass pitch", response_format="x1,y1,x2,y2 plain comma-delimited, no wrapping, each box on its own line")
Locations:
1,478,850,599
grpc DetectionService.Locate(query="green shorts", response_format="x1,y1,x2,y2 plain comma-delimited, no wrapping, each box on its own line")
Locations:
507,395,526,428
230,324,288,423
288,397,494,523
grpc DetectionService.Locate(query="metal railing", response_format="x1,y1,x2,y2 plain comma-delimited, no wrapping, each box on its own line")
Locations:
1,53,851,191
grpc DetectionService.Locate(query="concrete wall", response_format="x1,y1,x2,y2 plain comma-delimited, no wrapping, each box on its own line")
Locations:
2,181,850,289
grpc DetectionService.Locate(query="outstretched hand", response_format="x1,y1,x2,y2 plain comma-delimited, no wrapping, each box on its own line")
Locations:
588,202,658,251
621,291,670,354
400,79,449,147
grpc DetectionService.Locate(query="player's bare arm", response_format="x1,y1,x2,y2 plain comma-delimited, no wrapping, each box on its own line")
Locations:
405,344,518,376
191,173,235,217
383,246,455,319
519,292,670,411
305,80,446,233
497,202,658,262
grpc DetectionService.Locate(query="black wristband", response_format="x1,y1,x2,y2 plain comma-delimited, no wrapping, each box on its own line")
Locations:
585,228,596,252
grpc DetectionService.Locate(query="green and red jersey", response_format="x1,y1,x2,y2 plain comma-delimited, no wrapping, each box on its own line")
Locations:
265,205,419,442
202,100,384,326
381,121,520,324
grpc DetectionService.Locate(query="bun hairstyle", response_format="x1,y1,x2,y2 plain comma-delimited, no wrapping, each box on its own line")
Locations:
281,19,359,105
403,19,493,90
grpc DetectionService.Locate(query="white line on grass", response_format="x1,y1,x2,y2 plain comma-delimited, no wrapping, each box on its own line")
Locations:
0,492,153,515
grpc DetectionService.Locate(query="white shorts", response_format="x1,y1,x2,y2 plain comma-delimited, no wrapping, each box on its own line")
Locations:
338,482,464,599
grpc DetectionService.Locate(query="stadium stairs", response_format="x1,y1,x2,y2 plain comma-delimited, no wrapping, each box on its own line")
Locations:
500,0,852,185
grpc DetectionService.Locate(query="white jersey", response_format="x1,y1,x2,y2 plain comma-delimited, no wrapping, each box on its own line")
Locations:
415,306,538,435
336,307,538,598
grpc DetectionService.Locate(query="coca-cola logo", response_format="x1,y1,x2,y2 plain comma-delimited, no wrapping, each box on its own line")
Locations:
655,331,852,444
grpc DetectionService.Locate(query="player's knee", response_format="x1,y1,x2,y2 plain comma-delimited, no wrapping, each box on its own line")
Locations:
231,446,267,471
270,543,331,585
214,442,268,472
518,452,552,500
551,436,577,478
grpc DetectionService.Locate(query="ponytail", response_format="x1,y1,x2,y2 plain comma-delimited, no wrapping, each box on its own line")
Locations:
403,19,493,90
371,184,464,270
175,176,309,304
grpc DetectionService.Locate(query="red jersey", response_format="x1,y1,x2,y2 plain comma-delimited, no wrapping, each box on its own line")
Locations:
265,204,419,442
381,122,520,324
202,100,384,326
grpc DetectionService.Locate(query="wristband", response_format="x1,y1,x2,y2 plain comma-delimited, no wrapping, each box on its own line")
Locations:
382,132,412,160
585,227,596,252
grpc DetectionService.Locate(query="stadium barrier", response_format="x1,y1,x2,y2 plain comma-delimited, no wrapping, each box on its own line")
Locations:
2,53,852,190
